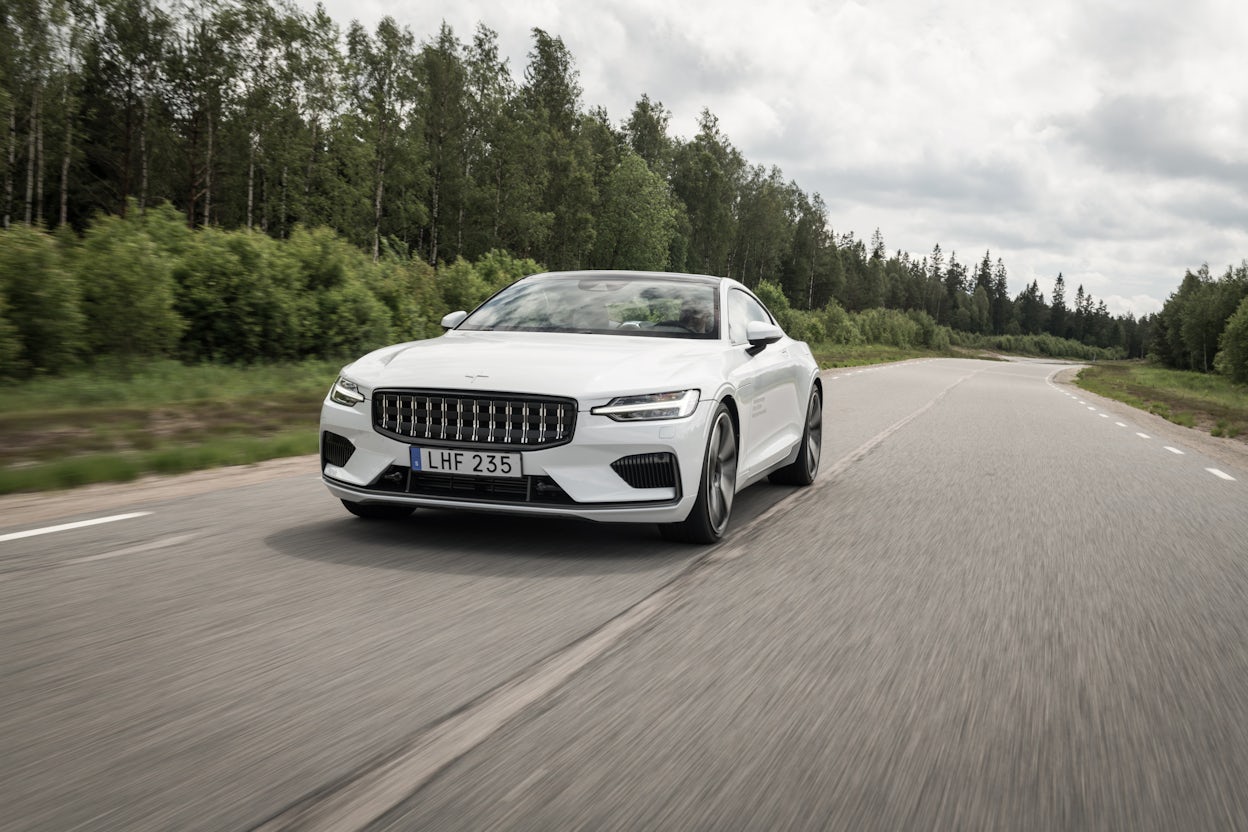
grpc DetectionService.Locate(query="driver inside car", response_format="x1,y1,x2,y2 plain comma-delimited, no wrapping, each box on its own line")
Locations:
678,300,713,334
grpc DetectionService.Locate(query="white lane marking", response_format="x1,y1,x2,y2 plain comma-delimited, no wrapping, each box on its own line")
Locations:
1137,433,1151,439
1165,446,1184,455
1078,400,1087,404
66,533,197,565
1116,422,1127,427
0,512,152,543
1087,406,1097,411
1099,414,1109,418
1207,469,1237,481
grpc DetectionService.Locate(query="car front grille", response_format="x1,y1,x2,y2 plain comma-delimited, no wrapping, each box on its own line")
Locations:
367,465,576,505
373,390,576,449
611,452,679,489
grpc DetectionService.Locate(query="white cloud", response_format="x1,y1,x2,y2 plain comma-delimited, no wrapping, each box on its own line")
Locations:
305,0,1248,317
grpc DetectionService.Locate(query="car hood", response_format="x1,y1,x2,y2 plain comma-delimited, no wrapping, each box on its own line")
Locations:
345,331,726,406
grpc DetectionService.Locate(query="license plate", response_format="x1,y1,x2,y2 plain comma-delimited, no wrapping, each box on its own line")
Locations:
410,447,522,478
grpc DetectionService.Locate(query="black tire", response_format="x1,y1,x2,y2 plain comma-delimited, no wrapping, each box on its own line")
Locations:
660,403,738,544
341,500,414,520
769,385,822,486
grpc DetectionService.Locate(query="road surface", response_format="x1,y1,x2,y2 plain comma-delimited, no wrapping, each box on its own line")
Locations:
2,358,1246,831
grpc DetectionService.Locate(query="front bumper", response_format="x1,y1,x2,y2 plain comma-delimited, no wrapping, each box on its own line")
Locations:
319,395,716,524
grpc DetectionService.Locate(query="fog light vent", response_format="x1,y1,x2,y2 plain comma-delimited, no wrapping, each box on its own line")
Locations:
611,452,678,489
322,431,356,469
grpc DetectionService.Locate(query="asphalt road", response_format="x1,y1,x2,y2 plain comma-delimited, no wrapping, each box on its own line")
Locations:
2,358,1246,831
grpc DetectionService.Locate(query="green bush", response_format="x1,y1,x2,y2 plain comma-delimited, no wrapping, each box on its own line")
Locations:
949,329,1122,361
74,214,183,361
372,257,444,342
173,227,309,362
0,293,22,378
436,257,493,314
472,249,542,293
854,308,921,348
1213,295,1248,383
285,225,371,291
0,224,85,375
317,281,393,358
816,300,862,345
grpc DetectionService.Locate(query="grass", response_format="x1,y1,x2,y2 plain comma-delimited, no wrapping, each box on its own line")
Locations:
813,343,944,368
4,358,344,413
1076,362,1248,440
0,359,339,495
809,341,1008,369
0,430,318,494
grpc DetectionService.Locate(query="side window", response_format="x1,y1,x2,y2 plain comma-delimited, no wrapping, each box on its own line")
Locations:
727,290,775,344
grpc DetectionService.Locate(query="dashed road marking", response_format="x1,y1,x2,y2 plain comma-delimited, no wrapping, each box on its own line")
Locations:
1099,414,1109,418
1207,469,1237,481
1116,422,1127,427
1137,433,1151,439
1087,406,1097,411
0,512,152,543
1165,446,1184,455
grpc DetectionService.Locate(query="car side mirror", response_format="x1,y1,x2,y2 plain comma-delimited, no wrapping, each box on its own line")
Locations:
441,310,468,329
745,321,783,355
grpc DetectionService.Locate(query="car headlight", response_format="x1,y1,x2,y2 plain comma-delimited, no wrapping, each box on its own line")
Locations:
330,376,365,407
591,389,700,421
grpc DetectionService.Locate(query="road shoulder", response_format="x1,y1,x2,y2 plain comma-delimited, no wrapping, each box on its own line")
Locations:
1054,367,1248,476
0,454,318,526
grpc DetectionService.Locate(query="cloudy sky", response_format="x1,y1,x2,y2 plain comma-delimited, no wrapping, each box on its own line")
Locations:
305,0,1248,316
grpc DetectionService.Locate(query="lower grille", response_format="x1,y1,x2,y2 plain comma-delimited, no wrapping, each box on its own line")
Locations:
367,466,575,505
322,431,356,468
611,452,679,489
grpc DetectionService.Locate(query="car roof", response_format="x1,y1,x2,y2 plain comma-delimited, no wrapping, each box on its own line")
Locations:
524,270,726,287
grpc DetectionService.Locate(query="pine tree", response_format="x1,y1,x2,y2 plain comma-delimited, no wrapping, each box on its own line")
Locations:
1050,273,1068,339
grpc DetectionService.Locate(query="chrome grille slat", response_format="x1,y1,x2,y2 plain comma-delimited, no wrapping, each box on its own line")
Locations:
373,390,576,449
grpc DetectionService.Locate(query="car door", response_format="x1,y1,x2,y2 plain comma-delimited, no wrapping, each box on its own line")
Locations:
725,288,803,480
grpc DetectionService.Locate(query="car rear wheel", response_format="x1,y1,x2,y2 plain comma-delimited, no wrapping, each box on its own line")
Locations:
660,403,737,544
769,385,822,486
341,500,414,520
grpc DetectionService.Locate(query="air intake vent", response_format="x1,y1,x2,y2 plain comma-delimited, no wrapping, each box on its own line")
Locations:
611,452,678,489
322,431,356,468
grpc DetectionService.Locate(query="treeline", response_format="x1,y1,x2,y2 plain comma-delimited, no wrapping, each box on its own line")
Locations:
0,204,538,376
2,0,1141,358
1149,262,1248,383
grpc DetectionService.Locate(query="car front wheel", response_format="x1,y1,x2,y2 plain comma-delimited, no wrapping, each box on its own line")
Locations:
341,500,414,520
660,403,737,544
769,385,822,486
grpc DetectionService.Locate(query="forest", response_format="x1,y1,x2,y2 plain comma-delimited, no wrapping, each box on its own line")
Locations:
1,0,1244,381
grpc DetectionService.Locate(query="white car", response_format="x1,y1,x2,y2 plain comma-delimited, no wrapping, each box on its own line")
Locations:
319,270,823,543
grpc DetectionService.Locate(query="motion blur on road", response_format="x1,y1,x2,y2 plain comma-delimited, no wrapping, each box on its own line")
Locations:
3,358,1247,831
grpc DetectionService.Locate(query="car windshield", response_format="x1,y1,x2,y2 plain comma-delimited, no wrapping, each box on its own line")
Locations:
457,275,720,339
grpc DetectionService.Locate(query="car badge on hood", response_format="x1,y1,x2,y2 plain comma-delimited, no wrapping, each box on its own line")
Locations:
464,372,489,384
